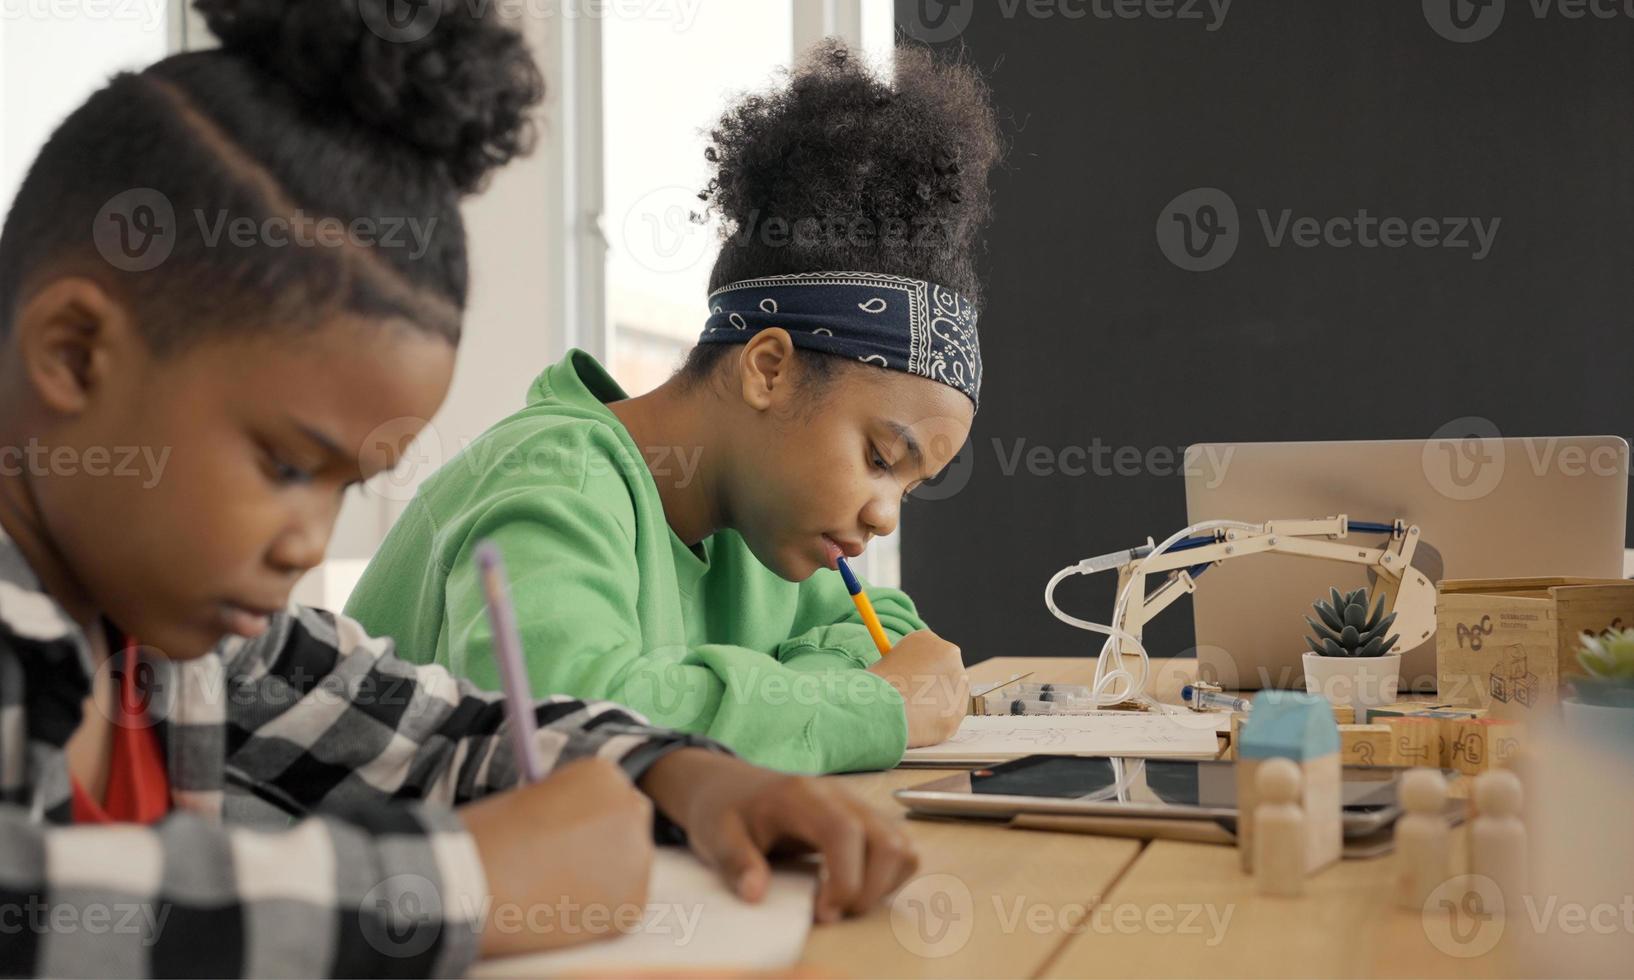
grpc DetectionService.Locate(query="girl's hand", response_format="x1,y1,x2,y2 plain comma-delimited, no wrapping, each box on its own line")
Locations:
867,630,969,746
639,749,919,923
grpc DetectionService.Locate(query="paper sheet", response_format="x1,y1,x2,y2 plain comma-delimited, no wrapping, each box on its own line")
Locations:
900,711,1224,766
472,847,816,977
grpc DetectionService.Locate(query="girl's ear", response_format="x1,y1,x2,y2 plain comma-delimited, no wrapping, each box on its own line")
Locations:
12,278,143,417
736,329,797,412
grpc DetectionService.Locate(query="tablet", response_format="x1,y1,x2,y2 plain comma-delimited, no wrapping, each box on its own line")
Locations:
895,754,1462,837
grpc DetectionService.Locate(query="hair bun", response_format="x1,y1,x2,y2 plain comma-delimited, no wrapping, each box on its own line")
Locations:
194,0,542,192
702,39,1001,304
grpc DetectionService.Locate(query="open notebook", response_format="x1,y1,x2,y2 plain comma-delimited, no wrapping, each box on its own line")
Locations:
900,712,1226,767
472,848,816,977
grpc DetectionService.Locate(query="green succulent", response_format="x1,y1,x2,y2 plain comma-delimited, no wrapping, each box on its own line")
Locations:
1577,628,1634,680
1573,628,1634,708
1304,586,1399,658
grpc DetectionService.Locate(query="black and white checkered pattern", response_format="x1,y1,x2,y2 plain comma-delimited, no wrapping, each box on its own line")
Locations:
0,528,714,977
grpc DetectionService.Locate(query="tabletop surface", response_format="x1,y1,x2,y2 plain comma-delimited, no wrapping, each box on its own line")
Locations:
801,656,1523,979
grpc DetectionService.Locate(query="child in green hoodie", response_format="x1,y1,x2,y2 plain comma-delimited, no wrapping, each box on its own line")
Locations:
347,41,1002,774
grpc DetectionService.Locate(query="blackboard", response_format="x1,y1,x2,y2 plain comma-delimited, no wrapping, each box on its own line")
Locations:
897,0,1634,664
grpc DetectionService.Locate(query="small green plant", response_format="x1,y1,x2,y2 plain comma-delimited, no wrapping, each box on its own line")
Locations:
1304,586,1399,658
1572,627,1634,708
1577,627,1634,679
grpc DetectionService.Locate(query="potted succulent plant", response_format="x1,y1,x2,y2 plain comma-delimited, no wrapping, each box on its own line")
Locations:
1563,627,1634,741
1301,586,1401,711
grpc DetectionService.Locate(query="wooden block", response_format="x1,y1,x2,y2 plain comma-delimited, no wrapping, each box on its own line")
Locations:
1380,716,1440,768
1338,724,1396,767
1225,712,1248,761
1230,707,1348,760
1366,706,1484,766
1420,709,1487,765
1299,753,1342,874
1245,717,1398,766
1236,757,1261,870
1447,718,1526,775
1236,753,1341,875
1235,692,1342,876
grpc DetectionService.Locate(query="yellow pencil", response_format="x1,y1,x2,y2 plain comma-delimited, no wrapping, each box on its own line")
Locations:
836,555,892,654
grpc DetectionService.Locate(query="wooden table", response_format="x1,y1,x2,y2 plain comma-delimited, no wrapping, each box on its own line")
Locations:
800,657,1522,979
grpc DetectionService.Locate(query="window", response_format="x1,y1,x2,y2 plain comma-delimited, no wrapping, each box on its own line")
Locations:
602,0,897,395
600,4,794,395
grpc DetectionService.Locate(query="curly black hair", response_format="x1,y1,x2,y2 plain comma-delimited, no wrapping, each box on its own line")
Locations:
678,39,1001,387
0,0,543,350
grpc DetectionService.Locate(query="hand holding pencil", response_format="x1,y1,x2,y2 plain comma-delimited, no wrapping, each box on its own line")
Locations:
865,632,969,747
470,538,922,934
826,544,969,748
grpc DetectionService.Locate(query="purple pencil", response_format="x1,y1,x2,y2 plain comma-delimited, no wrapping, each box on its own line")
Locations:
474,540,544,783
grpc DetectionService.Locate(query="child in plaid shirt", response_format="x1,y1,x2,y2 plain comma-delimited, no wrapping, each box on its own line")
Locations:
0,0,919,974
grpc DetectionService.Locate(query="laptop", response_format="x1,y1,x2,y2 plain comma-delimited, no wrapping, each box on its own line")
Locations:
1183,436,1629,691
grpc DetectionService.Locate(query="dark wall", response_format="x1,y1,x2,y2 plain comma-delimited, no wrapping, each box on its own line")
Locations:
897,0,1634,664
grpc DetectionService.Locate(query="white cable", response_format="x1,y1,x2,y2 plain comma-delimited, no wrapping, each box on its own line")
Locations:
1045,519,1263,706
1043,564,1147,705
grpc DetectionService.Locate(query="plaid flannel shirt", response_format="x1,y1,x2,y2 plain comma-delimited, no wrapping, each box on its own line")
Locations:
0,529,717,977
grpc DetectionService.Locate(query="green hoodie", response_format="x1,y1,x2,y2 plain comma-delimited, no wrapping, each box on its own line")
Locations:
344,350,921,773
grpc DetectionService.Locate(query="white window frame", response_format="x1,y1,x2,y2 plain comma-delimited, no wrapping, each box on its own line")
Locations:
169,0,208,50
568,0,867,362
794,0,864,48
553,7,610,362
568,0,866,363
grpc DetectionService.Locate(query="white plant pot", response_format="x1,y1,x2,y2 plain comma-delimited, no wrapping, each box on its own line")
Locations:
1562,697,1634,743
1302,652,1401,712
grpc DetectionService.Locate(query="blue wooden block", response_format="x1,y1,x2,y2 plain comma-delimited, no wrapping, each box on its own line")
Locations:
1239,691,1340,760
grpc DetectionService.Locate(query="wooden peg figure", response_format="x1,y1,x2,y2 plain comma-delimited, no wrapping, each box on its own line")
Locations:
1471,769,1528,903
1253,757,1306,897
1395,767,1450,911
1235,691,1342,874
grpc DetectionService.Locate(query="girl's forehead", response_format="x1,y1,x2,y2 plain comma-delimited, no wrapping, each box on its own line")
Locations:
853,369,975,426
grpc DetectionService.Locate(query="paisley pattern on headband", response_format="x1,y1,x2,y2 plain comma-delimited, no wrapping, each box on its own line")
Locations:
698,271,982,407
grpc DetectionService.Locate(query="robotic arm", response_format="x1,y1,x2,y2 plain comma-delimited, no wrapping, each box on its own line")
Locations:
1045,515,1436,707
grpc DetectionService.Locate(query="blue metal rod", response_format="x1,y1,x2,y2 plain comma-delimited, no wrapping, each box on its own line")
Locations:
1166,535,1219,552
1348,520,1398,534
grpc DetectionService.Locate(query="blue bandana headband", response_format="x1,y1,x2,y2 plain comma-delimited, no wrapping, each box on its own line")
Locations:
699,271,983,407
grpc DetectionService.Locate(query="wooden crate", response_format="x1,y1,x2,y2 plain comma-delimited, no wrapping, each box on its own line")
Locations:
1436,577,1634,721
